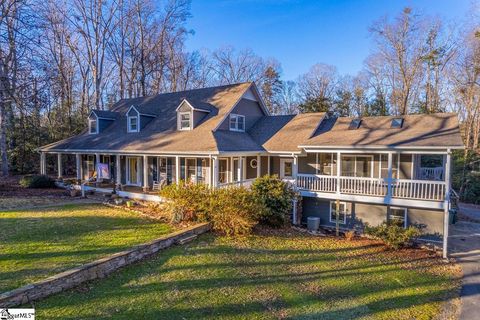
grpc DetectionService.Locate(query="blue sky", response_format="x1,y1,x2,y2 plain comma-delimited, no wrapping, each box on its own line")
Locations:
185,0,472,80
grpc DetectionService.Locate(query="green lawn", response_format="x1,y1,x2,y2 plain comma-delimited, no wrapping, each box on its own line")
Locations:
0,204,173,292
33,230,459,320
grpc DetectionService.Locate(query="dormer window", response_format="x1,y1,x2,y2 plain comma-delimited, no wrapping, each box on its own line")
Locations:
89,118,98,134
229,114,245,132
179,112,191,130
128,115,139,132
348,118,361,130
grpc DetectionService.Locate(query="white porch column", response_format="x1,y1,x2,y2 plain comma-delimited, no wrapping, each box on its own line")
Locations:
443,149,452,259
57,153,63,179
40,152,46,175
336,151,341,195
293,154,298,185
143,155,149,192
267,155,271,175
95,153,101,185
387,152,393,199
256,155,261,178
116,155,121,188
239,157,244,183
175,156,180,183
75,154,81,181
212,156,219,188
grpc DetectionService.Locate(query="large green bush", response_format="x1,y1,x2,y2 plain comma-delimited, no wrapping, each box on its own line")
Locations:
19,175,56,188
159,181,211,223
209,187,263,236
251,175,296,227
364,222,421,249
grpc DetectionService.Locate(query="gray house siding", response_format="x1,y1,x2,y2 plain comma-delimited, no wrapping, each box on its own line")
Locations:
298,154,316,174
217,98,265,131
301,197,444,240
246,156,257,179
260,156,269,176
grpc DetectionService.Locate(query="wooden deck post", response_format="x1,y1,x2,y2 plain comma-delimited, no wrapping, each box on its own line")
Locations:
239,156,244,184
212,156,219,188
443,149,452,259
175,156,180,183
387,152,393,200
267,155,271,175
95,153,100,186
336,151,341,195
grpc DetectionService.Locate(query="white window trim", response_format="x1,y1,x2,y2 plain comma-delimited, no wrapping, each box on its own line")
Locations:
127,115,139,133
88,118,98,134
389,206,408,228
126,156,141,186
229,114,245,132
329,201,347,224
280,158,293,178
179,111,191,131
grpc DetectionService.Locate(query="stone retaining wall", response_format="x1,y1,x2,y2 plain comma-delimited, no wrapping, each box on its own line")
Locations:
0,223,211,307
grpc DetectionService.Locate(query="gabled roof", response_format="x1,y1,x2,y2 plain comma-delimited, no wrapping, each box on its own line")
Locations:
175,99,211,113
126,105,156,118
249,113,326,153
89,110,119,120
40,82,258,153
300,113,464,149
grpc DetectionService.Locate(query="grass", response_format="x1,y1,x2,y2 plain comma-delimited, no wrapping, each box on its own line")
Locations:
0,203,173,292
32,230,460,320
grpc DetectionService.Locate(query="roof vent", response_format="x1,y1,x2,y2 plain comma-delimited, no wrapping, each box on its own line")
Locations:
391,118,404,129
348,118,362,130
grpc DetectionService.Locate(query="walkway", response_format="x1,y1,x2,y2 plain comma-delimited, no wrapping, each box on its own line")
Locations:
449,203,480,320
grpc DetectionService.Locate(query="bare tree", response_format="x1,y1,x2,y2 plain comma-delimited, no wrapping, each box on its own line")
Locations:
297,63,338,113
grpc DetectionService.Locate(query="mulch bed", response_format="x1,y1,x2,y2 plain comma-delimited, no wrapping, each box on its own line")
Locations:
0,176,69,198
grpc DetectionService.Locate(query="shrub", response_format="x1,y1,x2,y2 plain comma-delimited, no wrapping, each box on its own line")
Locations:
159,181,211,223
251,175,296,227
208,187,262,236
19,175,56,188
364,222,421,249
344,230,356,241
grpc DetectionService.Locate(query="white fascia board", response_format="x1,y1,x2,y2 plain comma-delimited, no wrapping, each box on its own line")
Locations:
299,190,445,210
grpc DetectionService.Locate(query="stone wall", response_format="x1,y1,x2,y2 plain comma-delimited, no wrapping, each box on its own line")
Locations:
0,223,211,307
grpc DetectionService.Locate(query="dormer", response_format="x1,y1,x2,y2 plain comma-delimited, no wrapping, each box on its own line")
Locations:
176,99,210,131
126,106,156,133
88,110,116,134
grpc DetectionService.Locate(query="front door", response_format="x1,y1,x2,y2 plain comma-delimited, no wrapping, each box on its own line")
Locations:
126,157,140,186
280,159,293,179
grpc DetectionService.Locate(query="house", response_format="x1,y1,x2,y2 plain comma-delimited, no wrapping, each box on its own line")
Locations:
39,82,464,257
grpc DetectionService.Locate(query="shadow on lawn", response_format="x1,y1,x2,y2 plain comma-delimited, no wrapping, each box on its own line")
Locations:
33,234,457,319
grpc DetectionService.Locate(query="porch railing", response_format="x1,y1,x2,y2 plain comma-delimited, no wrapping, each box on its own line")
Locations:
391,179,446,201
296,174,446,201
297,174,336,193
218,178,255,189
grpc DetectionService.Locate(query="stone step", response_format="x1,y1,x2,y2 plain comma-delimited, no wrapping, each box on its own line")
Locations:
176,234,198,245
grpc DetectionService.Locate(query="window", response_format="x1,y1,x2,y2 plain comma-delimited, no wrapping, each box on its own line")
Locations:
391,118,404,128
89,118,98,134
341,155,373,177
317,153,334,175
389,207,407,228
128,116,139,132
330,201,347,224
380,154,399,179
229,114,245,132
179,112,191,130
348,118,361,130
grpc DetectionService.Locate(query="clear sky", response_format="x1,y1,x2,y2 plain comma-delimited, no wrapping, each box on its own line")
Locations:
185,0,472,80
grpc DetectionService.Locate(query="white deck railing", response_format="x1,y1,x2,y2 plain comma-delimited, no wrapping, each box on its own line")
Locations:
340,177,387,197
391,179,446,201
296,174,446,201
297,174,337,193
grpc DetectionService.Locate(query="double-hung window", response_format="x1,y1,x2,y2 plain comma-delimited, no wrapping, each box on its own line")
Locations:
89,118,98,134
229,114,245,132
179,112,191,130
128,116,139,132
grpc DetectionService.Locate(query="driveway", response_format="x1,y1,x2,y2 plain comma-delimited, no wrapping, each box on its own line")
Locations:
449,203,480,320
